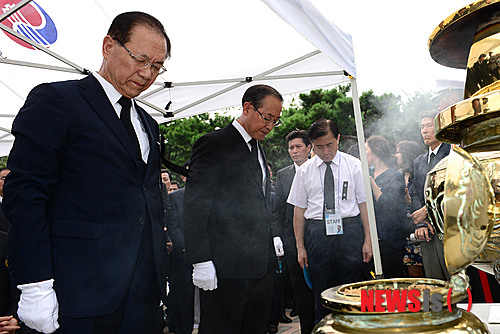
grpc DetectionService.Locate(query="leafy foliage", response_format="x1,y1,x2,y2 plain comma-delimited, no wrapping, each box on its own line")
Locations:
159,112,234,166
158,85,433,180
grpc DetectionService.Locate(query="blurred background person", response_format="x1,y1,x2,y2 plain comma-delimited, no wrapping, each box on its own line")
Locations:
396,140,425,278
162,169,172,190
270,129,314,334
166,163,195,334
169,181,180,193
365,135,407,278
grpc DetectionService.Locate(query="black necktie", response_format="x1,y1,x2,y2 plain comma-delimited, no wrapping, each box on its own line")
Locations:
324,161,334,210
250,139,263,186
428,152,436,170
118,96,142,160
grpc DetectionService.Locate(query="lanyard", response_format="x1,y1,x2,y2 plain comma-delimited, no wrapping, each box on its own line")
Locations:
319,153,341,210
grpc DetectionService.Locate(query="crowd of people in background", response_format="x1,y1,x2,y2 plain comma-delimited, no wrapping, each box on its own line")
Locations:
465,52,500,97
0,9,499,334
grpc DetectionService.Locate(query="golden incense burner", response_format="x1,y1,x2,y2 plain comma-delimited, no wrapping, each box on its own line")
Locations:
427,0,500,281
314,1,499,332
314,275,488,333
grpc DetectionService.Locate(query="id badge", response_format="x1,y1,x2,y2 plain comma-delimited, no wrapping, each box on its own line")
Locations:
325,209,343,236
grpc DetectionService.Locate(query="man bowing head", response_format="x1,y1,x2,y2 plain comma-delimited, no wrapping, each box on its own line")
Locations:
184,84,283,334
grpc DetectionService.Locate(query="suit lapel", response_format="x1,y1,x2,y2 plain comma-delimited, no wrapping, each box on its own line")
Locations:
225,124,265,197
78,75,145,175
284,165,295,194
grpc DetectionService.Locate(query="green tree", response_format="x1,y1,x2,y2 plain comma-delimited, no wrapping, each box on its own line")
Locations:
0,157,7,168
159,112,234,181
159,87,433,180
264,85,407,172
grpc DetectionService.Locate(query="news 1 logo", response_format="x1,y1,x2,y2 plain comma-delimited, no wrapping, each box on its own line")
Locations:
360,288,472,312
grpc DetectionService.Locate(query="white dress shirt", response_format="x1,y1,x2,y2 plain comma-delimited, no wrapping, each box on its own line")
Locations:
287,152,366,219
428,143,442,164
93,72,150,163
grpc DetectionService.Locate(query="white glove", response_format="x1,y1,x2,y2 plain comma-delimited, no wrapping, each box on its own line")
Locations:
192,260,218,291
273,236,285,257
17,279,59,333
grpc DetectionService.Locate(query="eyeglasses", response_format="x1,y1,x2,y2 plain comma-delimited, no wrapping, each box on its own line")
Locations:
252,105,282,127
117,40,167,75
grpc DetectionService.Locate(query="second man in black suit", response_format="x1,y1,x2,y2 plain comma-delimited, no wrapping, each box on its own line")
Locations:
184,85,283,334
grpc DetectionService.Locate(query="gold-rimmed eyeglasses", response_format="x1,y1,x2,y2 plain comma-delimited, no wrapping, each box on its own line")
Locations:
117,40,167,76
252,105,282,127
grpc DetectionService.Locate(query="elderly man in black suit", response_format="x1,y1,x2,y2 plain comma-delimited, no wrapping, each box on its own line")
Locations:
410,112,451,280
184,84,283,334
271,129,314,334
3,12,170,334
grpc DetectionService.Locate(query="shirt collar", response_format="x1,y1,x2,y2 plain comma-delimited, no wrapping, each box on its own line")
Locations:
232,119,253,144
429,143,442,156
313,151,341,168
92,72,127,107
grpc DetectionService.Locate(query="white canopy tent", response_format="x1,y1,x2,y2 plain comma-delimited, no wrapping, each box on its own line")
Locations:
0,0,382,275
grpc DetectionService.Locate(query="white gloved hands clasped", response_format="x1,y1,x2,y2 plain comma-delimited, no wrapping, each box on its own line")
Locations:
17,278,59,334
273,236,285,257
192,260,218,291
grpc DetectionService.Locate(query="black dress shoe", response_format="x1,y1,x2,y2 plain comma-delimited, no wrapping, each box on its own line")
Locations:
267,324,279,333
279,314,293,323
290,309,298,317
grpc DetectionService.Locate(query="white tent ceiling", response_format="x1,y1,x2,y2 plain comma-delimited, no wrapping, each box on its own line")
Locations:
0,0,354,157
1,0,386,275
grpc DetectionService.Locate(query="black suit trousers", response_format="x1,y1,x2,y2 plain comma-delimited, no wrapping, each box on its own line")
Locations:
199,249,274,334
305,217,364,323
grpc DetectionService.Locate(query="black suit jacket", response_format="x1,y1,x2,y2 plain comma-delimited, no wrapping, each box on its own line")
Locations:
0,205,9,233
271,164,297,253
184,123,273,280
168,188,186,255
411,143,451,211
3,75,167,318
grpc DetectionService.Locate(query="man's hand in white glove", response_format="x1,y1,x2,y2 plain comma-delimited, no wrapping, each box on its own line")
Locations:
273,236,284,257
192,261,218,291
17,278,59,333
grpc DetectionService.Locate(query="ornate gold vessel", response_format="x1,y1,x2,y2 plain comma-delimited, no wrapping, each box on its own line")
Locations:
313,1,500,333
314,274,488,333
426,0,500,281
425,149,499,277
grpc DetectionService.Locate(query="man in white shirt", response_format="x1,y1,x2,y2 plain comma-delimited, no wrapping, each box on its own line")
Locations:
288,118,372,323
271,129,314,334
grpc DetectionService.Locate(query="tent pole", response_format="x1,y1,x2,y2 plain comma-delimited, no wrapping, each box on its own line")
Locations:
0,58,82,74
0,25,87,74
350,76,383,277
0,0,32,23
